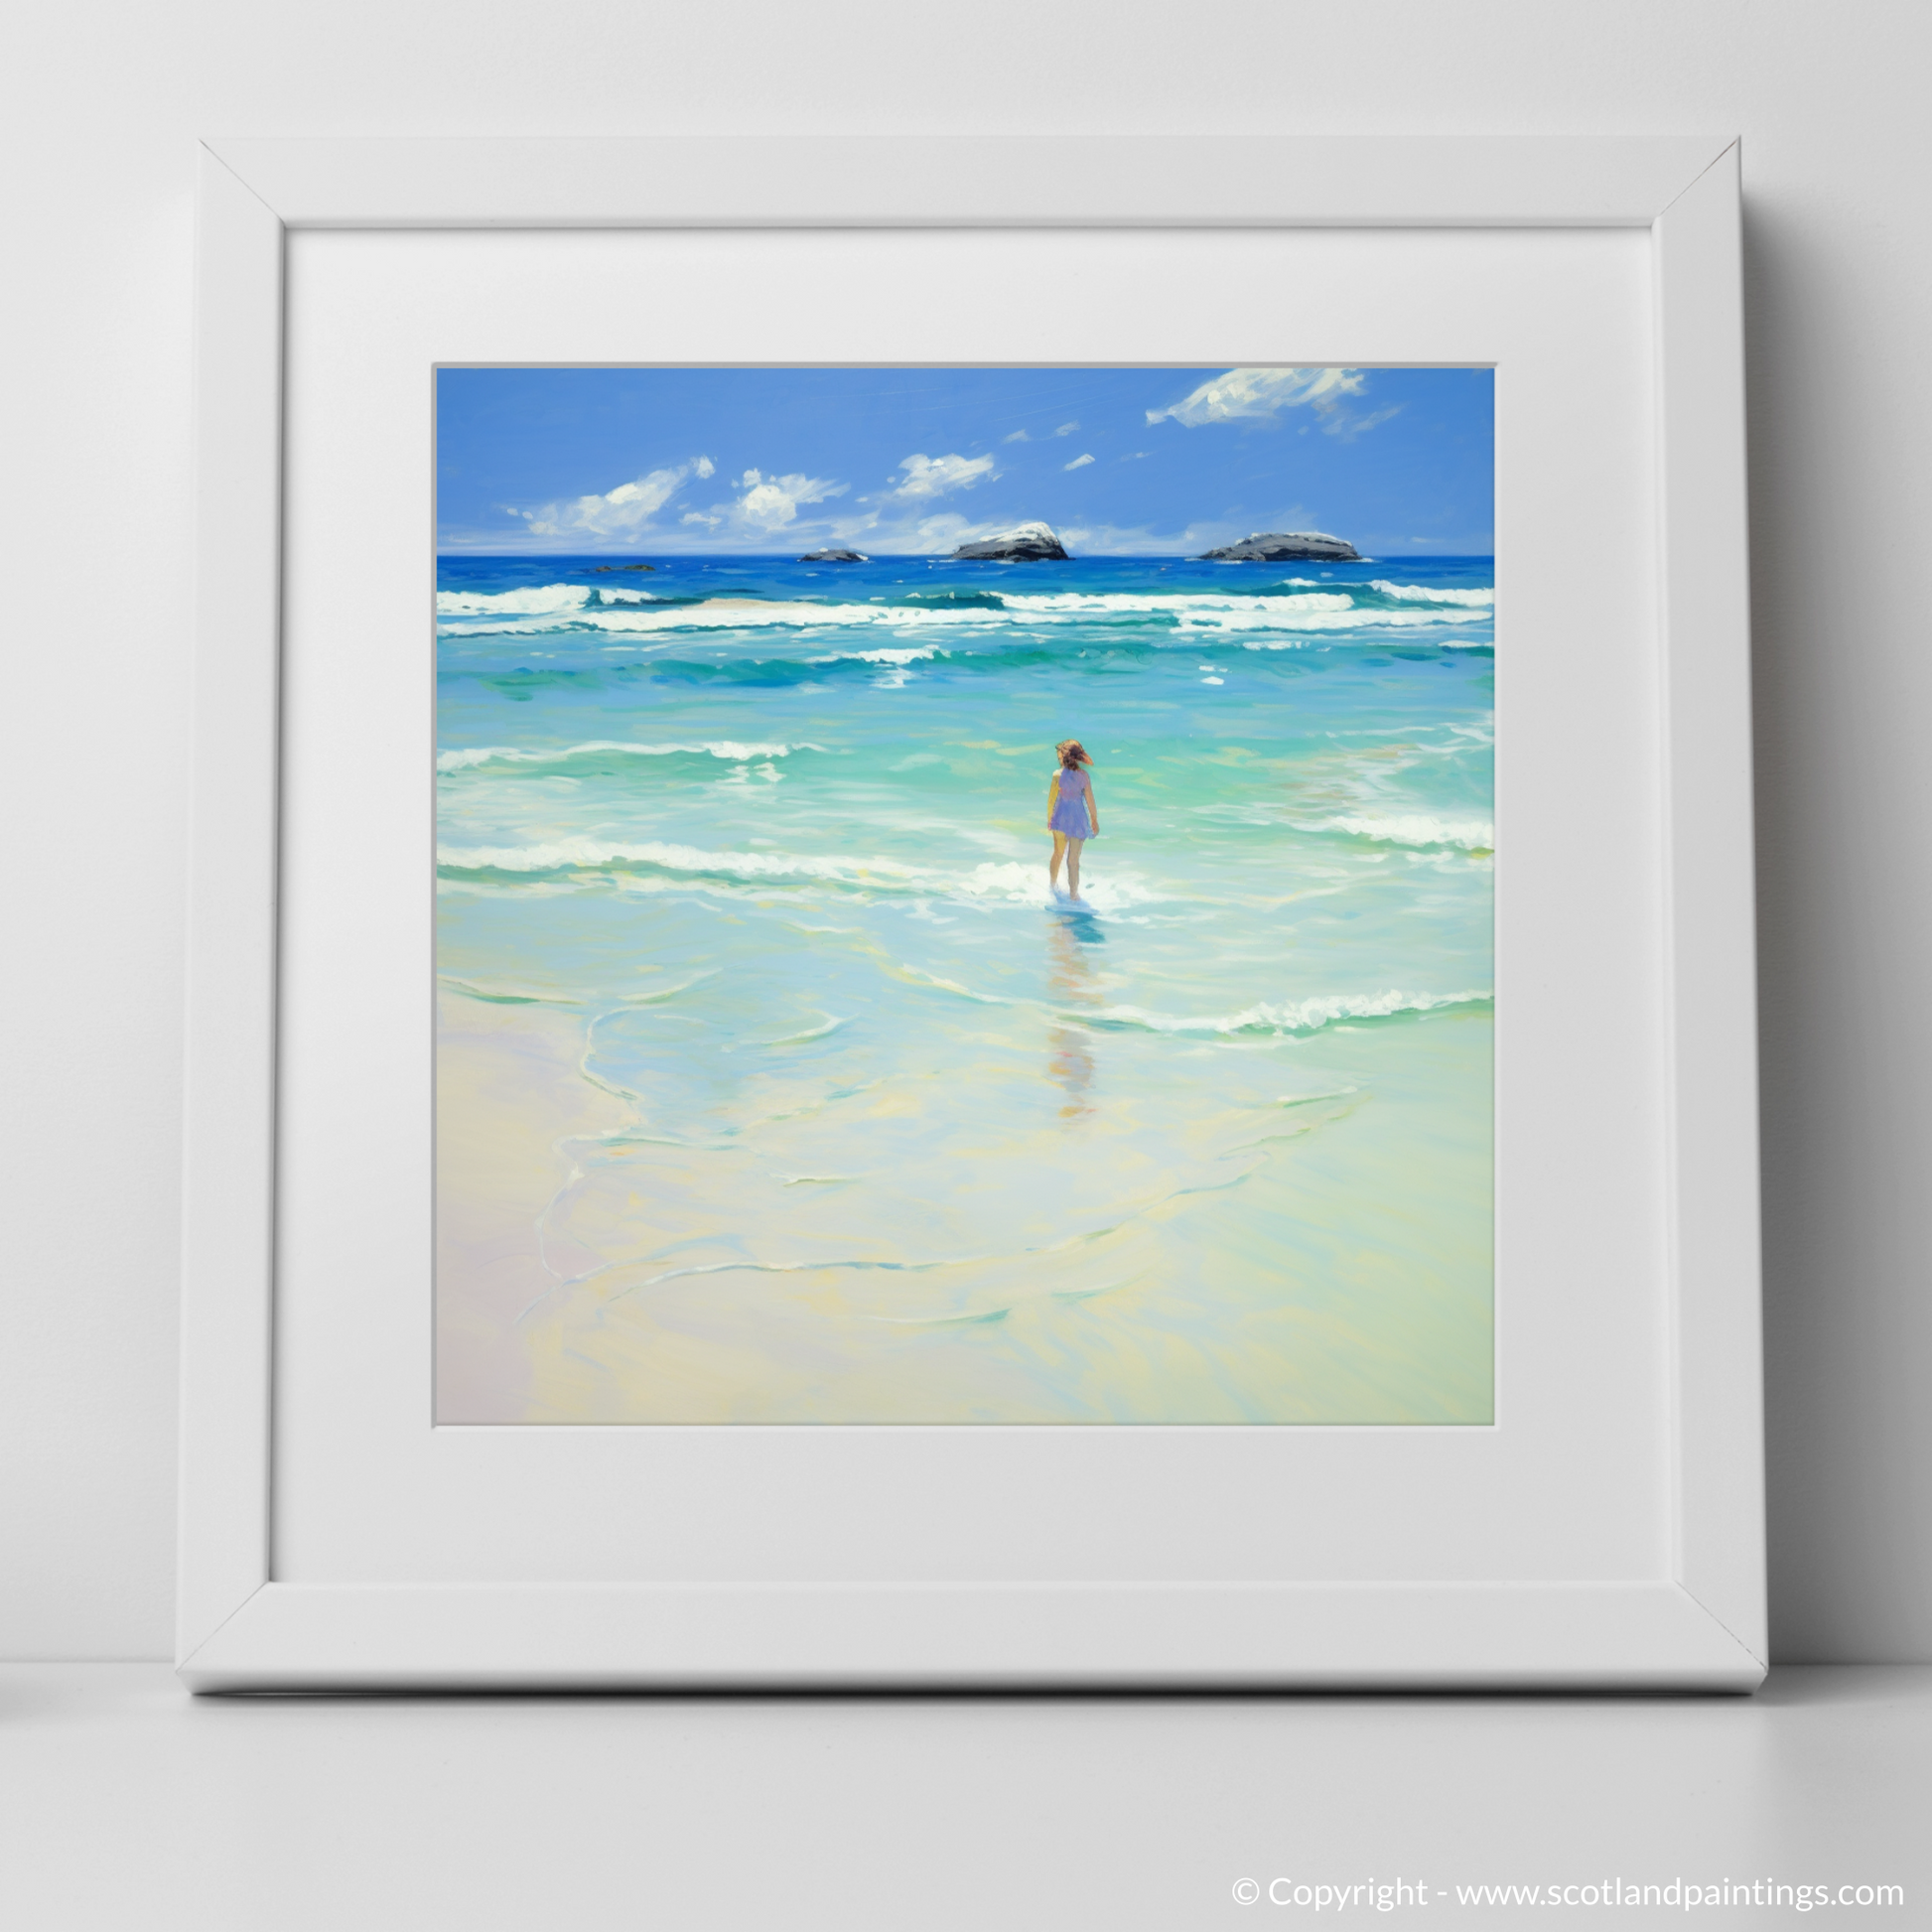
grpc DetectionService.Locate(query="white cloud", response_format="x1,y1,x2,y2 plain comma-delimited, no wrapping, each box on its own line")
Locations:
887,452,998,500
1147,367,1367,428
818,508,1008,554
905,510,996,550
510,457,716,538
1052,421,1079,437
725,468,847,534
1121,452,1151,461
1326,405,1401,442
1063,453,1095,471
1002,429,1031,444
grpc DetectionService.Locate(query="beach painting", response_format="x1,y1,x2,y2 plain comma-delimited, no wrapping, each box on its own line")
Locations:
435,365,1494,1425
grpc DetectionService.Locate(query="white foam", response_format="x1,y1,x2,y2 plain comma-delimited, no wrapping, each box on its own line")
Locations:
1307,814,1494,849
999,591,1354,616
806,646,941,666
1095,988,1491,1035
1197,607,1467,633
951,862,1156,911
436,839,1160,911
434,583,591,616
439,836,910,882
1369,580,1495,607
1241,631,1489,650
436,585,1495,640
437,740,810,772
446,599,1010,637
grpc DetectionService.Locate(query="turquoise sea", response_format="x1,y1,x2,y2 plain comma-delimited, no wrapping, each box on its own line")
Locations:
435,551,1495,1423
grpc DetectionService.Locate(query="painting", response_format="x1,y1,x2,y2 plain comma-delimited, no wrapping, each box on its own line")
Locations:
434,364,1494,1425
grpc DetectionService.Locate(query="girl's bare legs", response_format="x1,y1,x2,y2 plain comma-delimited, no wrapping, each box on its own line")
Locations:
1049,830,1068,891
1066,838,1083,898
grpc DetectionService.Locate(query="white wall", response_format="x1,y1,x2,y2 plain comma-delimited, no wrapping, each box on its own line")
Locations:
4,0,1926,1661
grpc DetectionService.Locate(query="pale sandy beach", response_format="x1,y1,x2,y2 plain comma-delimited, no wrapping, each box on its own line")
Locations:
435,988,627,1421
438,983,1492,1426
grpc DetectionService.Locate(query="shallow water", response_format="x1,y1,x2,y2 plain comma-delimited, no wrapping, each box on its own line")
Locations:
435,551,1495,1423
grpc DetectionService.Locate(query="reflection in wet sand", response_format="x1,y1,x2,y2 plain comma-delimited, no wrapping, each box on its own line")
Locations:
1045,913,1105,1121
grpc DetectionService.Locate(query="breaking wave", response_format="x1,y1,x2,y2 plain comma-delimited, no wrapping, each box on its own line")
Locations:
1368,581,1495,607
437,837,1162,912
996,590,1354,616
1086,988,1492,1036
1306,814,1495,850
436,589,1492,640
807,646,942,666
435,583,592,617
437,740,815,773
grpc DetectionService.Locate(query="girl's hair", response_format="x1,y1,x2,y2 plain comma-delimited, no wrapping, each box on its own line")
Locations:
1055,740,1092,769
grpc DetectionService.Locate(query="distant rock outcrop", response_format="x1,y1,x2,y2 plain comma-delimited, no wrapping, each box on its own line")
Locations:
797,548,869,563
1196,531,1361,562
951,521,1070,562
590,562,657,572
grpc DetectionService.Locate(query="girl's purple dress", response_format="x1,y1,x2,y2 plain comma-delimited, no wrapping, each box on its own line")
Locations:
1049,764,1095,838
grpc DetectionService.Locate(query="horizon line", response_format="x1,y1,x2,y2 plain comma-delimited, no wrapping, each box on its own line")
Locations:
432,548,1498,561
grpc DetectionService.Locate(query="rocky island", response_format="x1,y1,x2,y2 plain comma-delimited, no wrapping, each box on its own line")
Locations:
589,562,657,572
951,521,1070,562
796,548,869,563
1196,531,1361,563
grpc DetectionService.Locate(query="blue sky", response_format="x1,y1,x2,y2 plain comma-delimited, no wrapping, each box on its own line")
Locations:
435,365,1492,557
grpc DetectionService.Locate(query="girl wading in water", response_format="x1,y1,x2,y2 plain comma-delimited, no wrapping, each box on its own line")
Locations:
1046,740,1100,898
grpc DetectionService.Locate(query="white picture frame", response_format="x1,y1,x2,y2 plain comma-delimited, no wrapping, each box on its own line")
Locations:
181,136,1762,1691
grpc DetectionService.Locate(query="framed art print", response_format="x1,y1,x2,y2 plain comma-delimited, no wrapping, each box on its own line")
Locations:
181,138,1764,1689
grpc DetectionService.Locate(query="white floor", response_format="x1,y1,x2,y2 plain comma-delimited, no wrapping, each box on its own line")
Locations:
2,1665,1925,1928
